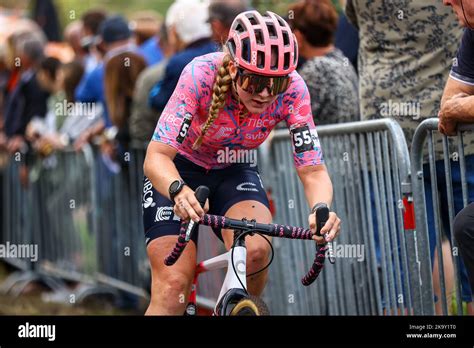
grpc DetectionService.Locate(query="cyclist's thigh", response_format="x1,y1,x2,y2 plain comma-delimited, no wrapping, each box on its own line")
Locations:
142,176,198,288
147,236,197,285
210,167,271,246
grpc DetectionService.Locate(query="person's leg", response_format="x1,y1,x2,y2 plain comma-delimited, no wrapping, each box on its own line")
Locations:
447,156,474,310
453,204,474,301
142,173,200,315
210,166,272,296
433,240,455,314
424,161,448,312
146,236,197,315
220,200,272,296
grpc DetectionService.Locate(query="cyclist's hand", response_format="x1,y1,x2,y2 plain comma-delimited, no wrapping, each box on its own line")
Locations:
309,211,341,244
173,186,209,222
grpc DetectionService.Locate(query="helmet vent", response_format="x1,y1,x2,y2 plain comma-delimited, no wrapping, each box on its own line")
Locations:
257,51,265,68
283,52,290,70
277,16,286,27
255,29,264,45
267,23,277,38
282,31,289,46
235,20,245,33
227,38,236,57
248,16,258,25
270,45,279,70
242,37,251,63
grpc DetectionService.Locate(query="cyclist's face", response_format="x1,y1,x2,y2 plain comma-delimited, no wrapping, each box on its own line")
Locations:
444,0,474,27
228,60,279,115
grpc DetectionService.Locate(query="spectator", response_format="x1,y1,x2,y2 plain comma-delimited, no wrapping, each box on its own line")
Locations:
149,0,217,113
131,11,164,66
79,9,107,73
345,0,471,314
64,20,86,62
74,15,140,149
59,60,102,144
454,204,474,294
130,23,176,143
3,31,48,154
289,0,359,125
26,57,64,155
334,0,358,71
104,51,147,150
32,0,60,42
207,0,249,45
438,0,474,313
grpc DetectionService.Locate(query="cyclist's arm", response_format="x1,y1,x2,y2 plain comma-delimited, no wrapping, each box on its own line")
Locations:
143,141,179,200
143,58,208,221
296,164,333,209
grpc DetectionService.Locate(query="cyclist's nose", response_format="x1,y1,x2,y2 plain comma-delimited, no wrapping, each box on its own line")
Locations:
257,86,271,98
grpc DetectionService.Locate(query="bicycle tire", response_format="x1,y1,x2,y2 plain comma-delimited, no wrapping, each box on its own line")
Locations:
229,295,270,316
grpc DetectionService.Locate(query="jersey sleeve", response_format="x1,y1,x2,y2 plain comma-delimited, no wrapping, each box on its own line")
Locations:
151,60,200,149
450,28,474,86
283,73,324,168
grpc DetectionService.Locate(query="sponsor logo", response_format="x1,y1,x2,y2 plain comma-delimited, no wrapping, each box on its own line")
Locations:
247,118,276,128
236,182,258,192
143,178,156,209
155,206,181,222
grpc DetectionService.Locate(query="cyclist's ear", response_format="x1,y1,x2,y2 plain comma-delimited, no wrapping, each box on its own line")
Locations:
228,59,238,80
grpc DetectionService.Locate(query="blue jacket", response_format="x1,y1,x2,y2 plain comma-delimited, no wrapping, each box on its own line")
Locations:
74,63,112,127
139,37,164,66
149,38,218,112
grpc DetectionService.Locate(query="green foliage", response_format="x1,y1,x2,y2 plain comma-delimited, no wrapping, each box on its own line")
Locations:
55,0,174,27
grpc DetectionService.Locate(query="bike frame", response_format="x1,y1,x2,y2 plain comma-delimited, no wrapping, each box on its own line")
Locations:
186,229,250,316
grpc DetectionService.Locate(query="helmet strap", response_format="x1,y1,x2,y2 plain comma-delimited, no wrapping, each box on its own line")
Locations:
232,79,249,121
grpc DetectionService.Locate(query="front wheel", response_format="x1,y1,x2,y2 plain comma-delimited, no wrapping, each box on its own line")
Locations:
229,295,270,316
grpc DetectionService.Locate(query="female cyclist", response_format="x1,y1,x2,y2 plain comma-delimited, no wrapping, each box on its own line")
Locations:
143,10,341,315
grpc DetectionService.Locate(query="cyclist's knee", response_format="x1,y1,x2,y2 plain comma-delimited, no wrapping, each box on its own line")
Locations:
162,273,191,299
149,271,192,312
247,239,271,266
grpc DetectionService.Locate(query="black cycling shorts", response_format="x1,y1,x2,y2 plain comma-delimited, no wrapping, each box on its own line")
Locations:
142,154,270,246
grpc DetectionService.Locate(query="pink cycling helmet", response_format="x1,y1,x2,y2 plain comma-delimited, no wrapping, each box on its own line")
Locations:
226,10,298,76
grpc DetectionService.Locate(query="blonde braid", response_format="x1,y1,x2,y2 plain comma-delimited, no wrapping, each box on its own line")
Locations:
192,54,233,150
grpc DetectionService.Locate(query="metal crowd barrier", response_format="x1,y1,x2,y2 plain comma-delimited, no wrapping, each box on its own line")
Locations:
259,119,432,315
5,118,467,315
0,144,223,310
411,118,474,315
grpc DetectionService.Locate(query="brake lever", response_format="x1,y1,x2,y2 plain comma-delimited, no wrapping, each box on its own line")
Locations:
314,203,335,264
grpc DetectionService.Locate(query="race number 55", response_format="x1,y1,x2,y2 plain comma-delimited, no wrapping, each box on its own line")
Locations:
291,125,313,153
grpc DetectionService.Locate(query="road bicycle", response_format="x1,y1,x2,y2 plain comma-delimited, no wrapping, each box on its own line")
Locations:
164,186,332,315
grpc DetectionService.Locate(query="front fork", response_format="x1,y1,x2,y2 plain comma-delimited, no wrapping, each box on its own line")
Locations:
185,228,250,316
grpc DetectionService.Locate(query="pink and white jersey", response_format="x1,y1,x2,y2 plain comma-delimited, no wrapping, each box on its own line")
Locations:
152,52,324,170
